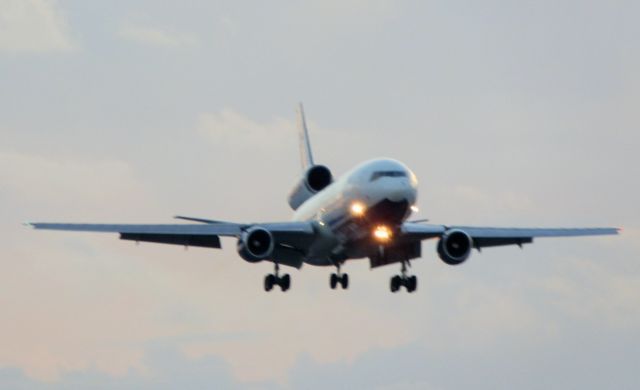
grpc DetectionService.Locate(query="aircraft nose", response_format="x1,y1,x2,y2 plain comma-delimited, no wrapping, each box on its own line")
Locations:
385,179,417,204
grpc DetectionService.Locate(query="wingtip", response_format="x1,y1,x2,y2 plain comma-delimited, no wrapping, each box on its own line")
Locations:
23,221,34,228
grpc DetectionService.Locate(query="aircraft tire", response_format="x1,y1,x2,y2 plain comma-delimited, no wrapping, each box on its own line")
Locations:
281,274,291,292
341,274,349,289
265,274,275,292
330,273,338,289
407,276,417,293
390,275,401,293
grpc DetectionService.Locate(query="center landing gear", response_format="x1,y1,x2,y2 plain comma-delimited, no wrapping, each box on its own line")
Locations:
264,263,290,292
390,261,417,293
330,264,349,290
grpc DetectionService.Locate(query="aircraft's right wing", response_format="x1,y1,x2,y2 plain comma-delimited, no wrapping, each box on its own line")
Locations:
27,221,317,267
27,222,243,248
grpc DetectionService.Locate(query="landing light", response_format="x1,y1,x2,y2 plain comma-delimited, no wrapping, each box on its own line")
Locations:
410,205,419,213
373,225,392,242
350,202,366,217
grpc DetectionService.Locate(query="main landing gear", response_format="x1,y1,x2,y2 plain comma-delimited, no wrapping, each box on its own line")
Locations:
390,261,417,293
330,264,349,290
264,263,290,292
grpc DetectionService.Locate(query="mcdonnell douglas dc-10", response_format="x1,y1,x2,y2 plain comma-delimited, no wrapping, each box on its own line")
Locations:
28,105,619,293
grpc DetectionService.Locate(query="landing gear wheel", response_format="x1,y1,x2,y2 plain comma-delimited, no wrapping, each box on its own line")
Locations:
407,275,417,293
264,262,290,292
390,275,401,293
281,274,291,292
264,274,275,292
341,273,349,289
330,273,338,289
389,260,417,293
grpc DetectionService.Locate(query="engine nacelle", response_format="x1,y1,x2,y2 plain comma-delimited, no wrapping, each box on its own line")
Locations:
288,165,333,210
237,227,274,263
437,229,473,265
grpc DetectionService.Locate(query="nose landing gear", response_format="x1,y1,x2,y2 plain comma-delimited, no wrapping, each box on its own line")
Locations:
390,261,417,293
330,264,349,290
264,263,290,292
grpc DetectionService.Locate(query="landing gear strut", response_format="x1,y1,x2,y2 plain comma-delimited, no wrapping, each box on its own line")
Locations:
264,263,290,292
390,260,417,293
330,264,349,290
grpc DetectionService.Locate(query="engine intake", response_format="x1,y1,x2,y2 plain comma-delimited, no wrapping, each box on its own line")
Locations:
437,229,473,265
237,227,274,262
288,165,333,210
306,165,332,192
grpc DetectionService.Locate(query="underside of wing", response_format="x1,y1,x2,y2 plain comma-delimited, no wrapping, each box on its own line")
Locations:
252,222,317,269
371,223,620,268
27,221,318,267
400,223,619,248
450,226,620,249
27,222,243,249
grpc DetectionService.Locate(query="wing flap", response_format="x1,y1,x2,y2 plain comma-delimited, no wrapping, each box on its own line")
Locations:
120,233,221,248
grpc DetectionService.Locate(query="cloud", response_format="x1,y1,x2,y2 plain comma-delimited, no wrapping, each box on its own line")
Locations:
0,152,152,219
0,0,74,52
288,336,640,390
197,108,295,151
118,24,199,48
535,256,640,330
0,346,251,389
287,0,396,35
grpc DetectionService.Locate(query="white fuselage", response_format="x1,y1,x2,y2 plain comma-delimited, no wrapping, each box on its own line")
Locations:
292,158,418,265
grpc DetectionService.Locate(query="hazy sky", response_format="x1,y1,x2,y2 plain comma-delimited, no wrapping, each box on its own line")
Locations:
1,0,639,388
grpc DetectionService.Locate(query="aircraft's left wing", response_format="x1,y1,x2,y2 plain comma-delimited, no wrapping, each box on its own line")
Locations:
401,222,619,248
368,222,619,268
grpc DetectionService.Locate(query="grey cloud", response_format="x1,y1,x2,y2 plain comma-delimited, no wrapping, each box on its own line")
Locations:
289,333,640,390
0,0,74,52
0,346,261,390
118,24,199,48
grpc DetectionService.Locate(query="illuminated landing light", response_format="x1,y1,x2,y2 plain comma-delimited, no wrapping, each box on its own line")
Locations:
410,205,419,213
373,225,392,242
350,202,366,217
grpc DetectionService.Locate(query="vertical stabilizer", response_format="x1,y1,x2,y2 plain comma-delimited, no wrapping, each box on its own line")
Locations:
297,103,314,171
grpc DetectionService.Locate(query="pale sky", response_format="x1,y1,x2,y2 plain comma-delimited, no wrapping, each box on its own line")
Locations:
1,0,639,388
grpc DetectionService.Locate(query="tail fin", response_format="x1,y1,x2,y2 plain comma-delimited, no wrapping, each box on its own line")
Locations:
297,103,314,171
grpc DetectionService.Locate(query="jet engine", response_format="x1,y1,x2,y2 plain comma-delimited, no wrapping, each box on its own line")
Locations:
288,165,333,210
437,229,473,265
237,227,274,262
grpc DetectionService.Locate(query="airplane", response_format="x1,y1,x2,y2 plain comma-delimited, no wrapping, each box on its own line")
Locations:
27,104,620,293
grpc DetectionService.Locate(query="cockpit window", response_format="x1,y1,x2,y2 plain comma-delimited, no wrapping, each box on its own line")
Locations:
370,171,407,181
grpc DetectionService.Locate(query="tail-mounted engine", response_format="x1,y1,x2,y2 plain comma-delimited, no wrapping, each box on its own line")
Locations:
288,165,333,210
437,229,473,265
237,227,275,262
